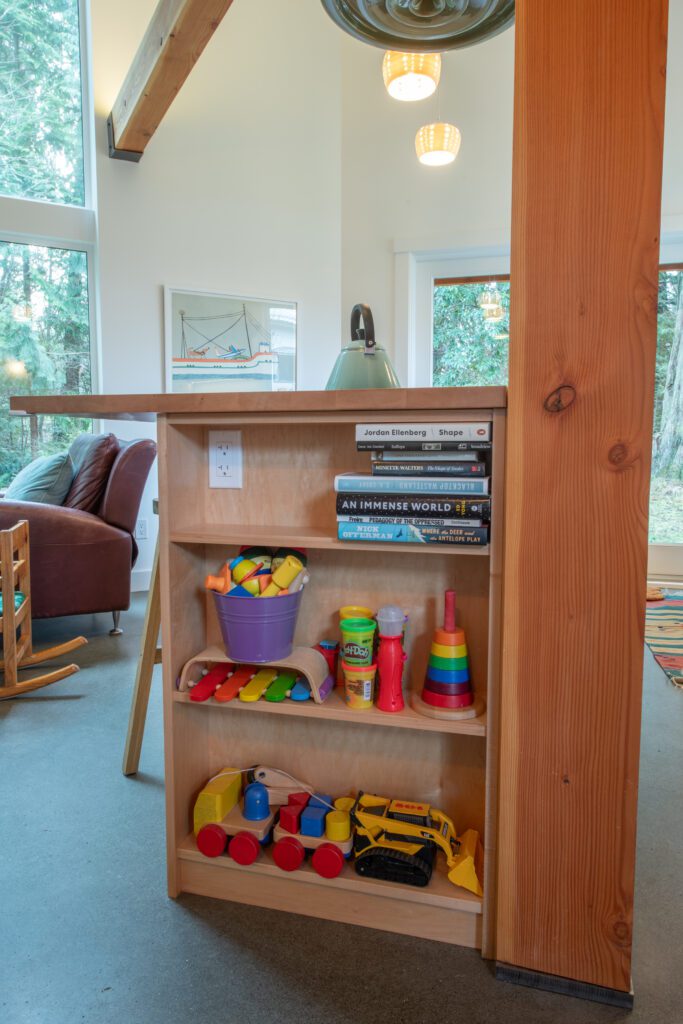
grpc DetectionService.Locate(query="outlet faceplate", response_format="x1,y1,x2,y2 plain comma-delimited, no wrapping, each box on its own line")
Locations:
209,430,243,488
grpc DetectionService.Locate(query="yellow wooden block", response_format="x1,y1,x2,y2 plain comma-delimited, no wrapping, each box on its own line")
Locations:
239,668,278,702
193,767,241,835
431,641,467,660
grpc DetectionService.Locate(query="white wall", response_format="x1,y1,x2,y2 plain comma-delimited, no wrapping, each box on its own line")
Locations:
90,0,343,583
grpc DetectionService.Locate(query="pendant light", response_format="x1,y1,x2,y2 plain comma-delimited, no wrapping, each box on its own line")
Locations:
483,304,505,324
383,51,441,102
477,283,502,310
415,122,461,166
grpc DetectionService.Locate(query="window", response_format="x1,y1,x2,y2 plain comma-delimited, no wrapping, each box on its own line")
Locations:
0,240,92,487
651,266,683,547
433,276,509,387
0,1,85,206
0,0,95,488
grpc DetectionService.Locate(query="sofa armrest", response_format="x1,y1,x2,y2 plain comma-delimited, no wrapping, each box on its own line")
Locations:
0,500,128,546
99,439,157,535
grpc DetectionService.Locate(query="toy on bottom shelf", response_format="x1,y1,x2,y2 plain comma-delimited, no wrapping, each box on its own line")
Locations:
412,589,482,721
192,765,483,896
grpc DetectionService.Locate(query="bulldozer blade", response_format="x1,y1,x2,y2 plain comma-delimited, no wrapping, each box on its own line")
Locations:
447,829,484,897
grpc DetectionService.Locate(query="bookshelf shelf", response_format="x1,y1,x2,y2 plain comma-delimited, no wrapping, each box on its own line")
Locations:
170,524,489,556
173,686,487,736
158,389,505,956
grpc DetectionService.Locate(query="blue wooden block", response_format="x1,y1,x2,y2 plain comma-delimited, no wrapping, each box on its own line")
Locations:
300,805,326,837
309,793,332,811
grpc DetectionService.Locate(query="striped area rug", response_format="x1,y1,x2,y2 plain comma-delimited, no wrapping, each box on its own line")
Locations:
645,590,683,688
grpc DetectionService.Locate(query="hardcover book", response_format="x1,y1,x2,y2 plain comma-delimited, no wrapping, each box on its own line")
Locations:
336,493,491,520
334,473,489,495
371,461,486,477
356,422,491,443
337,521,488,546
371,450,481,462
338,515,485,528
358,441,492,453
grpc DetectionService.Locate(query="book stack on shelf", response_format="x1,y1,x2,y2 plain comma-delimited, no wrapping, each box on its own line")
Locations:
335,422,492,547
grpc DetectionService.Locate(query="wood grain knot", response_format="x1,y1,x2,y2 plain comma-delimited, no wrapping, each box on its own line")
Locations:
562,775,570,785
543,385,576,413
608,443,629,467
612,919,631,945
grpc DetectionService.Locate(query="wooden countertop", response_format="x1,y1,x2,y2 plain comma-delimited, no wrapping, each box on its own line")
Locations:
9,386,507,421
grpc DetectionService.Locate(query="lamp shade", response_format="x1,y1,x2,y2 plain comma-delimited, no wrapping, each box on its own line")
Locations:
383,51,441,101
477,284,502,310
415,122,461,166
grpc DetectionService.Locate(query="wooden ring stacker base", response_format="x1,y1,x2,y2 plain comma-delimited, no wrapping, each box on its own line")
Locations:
178,644,329,704
411,692,485,721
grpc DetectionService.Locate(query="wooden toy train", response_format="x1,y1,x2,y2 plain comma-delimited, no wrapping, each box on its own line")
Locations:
193,765,483,896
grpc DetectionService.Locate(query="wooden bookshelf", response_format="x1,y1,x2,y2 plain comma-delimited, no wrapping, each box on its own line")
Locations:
155,389,505,955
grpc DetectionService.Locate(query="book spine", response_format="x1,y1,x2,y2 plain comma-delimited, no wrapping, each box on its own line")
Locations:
337,521,488,546
357,441,492,452
336,493,491,520
371,462,486,476
334,475,490,495
355,422,491,443
338,515,484,527
372,450,480,463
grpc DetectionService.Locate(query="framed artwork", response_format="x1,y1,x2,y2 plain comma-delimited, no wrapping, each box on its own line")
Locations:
164,287,297,393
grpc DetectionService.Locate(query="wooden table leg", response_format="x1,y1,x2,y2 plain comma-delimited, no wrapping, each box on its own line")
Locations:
122,539,161,775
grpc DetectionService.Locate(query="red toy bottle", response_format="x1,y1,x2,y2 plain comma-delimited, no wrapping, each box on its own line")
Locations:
376,605,407,713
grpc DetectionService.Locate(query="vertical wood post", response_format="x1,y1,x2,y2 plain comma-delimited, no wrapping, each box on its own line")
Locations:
497,0,668,993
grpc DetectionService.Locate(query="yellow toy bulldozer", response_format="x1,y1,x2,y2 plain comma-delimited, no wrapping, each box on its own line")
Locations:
351,792,483,897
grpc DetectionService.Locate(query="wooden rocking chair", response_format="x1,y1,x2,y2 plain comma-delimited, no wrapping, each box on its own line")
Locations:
0,520,87,699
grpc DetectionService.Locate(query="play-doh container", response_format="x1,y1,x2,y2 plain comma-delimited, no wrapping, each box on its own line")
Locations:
342,660,377,710
340,617,376,666
339,605,374,622
213,589,303,662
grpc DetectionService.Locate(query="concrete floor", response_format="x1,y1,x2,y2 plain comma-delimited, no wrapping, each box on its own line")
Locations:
1,595,681,1024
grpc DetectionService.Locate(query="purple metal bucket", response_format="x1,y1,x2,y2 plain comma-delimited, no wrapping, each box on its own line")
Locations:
213,590,303,663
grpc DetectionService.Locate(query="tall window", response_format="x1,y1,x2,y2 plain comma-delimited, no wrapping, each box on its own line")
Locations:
651,267,683,546
432,276,509,387
0,0,94,488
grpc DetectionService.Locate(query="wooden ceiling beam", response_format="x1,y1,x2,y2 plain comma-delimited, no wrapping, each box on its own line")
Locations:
107,0,235,161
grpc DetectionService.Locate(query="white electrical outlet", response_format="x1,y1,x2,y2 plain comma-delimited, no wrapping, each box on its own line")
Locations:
135,518,148,540
209,430,243,488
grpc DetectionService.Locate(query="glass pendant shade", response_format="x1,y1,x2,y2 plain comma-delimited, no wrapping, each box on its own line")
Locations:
415,122,461,166
477,284,502,309
383,51,441,101
483,304,505,323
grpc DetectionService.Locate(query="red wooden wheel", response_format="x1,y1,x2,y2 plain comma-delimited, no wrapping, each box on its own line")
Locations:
311,843,345,879
196,823,227,858
228,831,260,865
273,835,305,872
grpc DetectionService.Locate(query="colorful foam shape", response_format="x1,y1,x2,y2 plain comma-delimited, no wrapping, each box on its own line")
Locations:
426,665,470,684
300,804,326,837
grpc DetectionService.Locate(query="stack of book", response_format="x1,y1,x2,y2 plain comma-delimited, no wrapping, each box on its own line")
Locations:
335,422,492,547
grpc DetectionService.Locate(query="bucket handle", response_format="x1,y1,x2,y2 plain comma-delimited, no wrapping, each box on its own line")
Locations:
351,303,376,353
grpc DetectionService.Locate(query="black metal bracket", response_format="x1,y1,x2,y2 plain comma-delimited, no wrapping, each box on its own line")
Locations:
107,115,142,163
496,963,634,1008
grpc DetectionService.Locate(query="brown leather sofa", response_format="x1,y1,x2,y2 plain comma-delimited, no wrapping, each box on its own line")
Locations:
0,438,156,632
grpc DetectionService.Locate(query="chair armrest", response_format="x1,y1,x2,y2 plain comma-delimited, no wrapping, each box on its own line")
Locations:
99,439,157,535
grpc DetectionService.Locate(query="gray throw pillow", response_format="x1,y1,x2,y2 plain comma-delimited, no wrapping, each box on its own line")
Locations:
4,452,74,505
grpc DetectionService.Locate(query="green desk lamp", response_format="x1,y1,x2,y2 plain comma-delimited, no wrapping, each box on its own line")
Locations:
325,303,401,390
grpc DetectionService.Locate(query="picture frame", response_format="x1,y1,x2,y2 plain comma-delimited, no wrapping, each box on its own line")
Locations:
163,287,297,393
